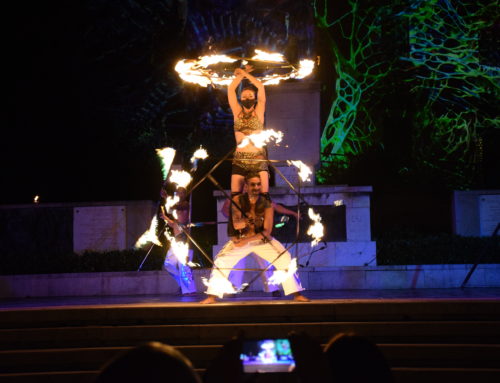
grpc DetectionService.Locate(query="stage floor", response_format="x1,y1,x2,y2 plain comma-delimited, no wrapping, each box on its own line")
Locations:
1,288,499,310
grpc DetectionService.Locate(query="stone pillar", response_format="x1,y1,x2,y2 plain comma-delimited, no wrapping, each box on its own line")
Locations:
453,190,500,236
265,80,320,186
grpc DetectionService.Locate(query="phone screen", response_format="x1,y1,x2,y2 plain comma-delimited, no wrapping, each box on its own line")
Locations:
240,338,296,373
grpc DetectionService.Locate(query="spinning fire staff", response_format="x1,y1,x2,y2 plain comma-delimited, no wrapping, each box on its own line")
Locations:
175,49,315,88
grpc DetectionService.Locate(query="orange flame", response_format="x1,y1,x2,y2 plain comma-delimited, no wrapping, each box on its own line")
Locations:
165,231,189,265
268,258,298,285
287,160,312,182
168,170,193,189
238,129,283,149
175,50,315,87
202,276,237,297
135,216,162,248
307,208,324,247
155,147,176,180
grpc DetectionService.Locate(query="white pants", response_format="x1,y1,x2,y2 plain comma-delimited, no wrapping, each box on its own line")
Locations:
206,238,304,298
164,249,196,294
229,256,278,293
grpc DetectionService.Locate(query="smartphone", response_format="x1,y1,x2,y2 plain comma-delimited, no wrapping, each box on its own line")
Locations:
240,338,296,373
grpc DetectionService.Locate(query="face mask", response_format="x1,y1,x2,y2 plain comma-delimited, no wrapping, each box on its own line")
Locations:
240,99,256,109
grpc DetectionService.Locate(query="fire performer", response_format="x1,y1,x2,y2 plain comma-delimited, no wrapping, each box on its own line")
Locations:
228,66,271,201
221,192,299,297
160,186,196,295
200,173,309,304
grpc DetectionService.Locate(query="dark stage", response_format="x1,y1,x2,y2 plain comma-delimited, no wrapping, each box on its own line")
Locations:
1,288,500,310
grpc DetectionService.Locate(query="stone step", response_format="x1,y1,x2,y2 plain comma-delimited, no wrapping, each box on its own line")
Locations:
392,367,500,383
1,344,500,374
0,371,97,383
2,368,499,383
1,300,499,329
381,344,500,368
2,321,499,350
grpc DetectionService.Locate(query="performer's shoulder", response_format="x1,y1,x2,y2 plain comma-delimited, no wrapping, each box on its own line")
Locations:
262,198,272,209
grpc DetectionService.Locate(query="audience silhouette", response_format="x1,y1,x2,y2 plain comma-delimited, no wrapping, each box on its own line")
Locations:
95,341,201,383
324,332,394,383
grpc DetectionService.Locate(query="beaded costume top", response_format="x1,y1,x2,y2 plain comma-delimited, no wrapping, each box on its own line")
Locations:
234,113,263,136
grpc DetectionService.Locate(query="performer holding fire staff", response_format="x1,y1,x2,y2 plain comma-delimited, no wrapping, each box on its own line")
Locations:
221,191,299,297
228,66,270,200
160,186,196,295
200,173,309,304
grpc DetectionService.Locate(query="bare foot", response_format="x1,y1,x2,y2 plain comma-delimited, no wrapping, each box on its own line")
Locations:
200,295,217,304
293,293,310,302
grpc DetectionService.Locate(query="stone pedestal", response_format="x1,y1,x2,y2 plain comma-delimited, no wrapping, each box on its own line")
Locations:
452,190,500,237
213,185,376,267
72,200,157,252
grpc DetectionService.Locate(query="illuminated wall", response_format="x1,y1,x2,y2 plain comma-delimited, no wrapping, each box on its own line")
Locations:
314,0,499,188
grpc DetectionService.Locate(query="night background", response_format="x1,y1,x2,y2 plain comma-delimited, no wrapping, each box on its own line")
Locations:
2,2,499,378
8,0,500,237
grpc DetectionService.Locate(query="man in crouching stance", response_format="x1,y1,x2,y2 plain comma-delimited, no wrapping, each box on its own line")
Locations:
200,173,309,304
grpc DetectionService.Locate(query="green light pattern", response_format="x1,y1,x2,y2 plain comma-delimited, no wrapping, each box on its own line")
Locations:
315,0,499,188
313,0,396,182
401,0,499,187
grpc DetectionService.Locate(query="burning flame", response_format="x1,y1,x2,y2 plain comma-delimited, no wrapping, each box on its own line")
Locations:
294,59,315,79
198,54,237,67
33,195,40,204
175,50,315,87
156,147,176,180
175,60,213,87
164,195,180,219
268,258,298,286
165,231,189,265
175,55,237,87
238,129,283,149
169,170,193,189
252,49,285,62
202,276,237,297
287,160,313,182
135,216,162,248
307,208,324,247
190,147,208,163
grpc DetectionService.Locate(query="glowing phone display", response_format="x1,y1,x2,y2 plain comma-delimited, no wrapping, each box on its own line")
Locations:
240,338,296,373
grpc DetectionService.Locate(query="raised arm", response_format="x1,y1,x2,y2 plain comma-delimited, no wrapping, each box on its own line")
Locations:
228,71,244,118
241,68,266,121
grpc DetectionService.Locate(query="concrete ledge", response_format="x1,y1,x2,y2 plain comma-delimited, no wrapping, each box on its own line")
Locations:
1,264,499,298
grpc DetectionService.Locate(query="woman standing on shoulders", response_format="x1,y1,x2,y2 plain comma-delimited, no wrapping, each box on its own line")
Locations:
227,66,270,201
